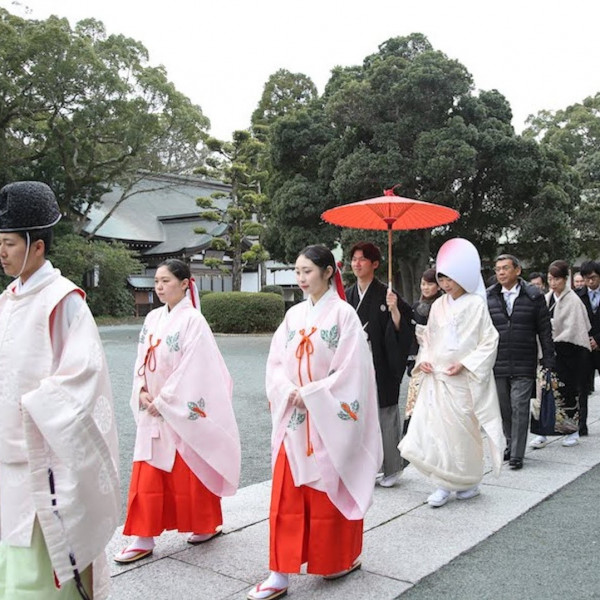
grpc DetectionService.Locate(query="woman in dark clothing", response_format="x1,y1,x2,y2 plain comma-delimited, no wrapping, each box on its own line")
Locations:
404,268,443,432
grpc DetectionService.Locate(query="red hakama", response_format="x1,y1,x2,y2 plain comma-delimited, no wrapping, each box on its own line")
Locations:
269,445,363,575
123,452,222,536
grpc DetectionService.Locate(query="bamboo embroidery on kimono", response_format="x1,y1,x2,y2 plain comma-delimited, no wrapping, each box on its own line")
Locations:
139,324,148,345
338,400,359,421
321,324,340,349
287,407,306,430
166,331,180,352
188,398,207,420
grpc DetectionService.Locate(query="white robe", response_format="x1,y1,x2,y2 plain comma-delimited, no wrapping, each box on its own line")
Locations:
0,264,120,599
267,289,383,520
399,293,505,491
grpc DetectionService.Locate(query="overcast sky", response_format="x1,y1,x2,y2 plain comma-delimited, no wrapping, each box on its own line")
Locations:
3,0,600,140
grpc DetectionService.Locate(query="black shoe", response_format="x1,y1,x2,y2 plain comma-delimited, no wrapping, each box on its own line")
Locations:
509,458,523,470
580,427,588,437
503,449,511,461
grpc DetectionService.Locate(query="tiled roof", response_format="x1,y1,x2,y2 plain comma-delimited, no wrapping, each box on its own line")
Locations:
127,276,155,290
83,173,231,252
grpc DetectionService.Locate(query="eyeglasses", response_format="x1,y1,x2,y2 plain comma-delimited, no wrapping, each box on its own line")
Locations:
584,275,600,282
494,265,514,273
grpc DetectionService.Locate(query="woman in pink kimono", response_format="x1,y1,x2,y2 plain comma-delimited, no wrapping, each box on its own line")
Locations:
248,245,383,600
115,259,241,563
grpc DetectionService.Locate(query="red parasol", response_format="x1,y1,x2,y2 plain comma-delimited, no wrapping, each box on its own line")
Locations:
321,187,460,288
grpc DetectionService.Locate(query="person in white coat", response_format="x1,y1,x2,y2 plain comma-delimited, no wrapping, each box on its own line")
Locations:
399,238,505,508
0,182,120,599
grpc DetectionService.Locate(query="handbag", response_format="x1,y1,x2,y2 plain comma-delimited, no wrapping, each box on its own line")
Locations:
530,369,557,436
538,370,556,433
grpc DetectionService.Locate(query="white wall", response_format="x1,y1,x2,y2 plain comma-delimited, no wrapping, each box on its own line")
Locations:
241,263,297,292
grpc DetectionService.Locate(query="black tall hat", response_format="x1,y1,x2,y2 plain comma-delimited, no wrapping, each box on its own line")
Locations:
0,181,61,233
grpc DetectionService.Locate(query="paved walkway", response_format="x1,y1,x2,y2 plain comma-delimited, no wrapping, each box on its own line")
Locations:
106,399,600,600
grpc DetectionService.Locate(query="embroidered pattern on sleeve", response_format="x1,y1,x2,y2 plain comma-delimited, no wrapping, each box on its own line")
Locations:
286,329,296,348
166,331,180,352
287,407,306,430
188,399,207,420
320,324,340,349
337,400,360,421
139,324,148,345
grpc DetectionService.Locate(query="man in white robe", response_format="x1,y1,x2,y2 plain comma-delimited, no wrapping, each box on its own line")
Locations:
0,182,120,599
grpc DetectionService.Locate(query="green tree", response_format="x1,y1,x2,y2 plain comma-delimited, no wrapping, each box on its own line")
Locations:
508,145,581,268
50,233,143,316
264,101,338,263
248,69,319,280
0,8,209,228
525,94,600,260
265,33,578,300
194,130,269,291
251,69,318,138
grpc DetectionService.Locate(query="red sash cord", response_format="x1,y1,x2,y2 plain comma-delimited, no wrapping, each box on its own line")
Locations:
295,327,317,456
137,334,161,377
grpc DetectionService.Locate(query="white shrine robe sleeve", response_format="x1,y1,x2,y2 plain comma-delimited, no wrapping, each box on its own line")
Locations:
303,310,382,518
20,300,120,587
151,315,241,497
129,318,151,422
267,303,383,519
265,316,300,448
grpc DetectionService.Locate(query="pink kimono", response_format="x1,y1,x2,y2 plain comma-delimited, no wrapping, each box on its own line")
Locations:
130,296,240,497
267,289,382,520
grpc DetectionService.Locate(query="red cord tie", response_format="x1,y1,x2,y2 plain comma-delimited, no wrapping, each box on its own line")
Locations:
295,327,317,456
137,334,161,377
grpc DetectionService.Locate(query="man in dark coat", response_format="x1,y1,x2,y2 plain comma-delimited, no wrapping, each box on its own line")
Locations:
487,254,555,470
345,242,413,487
575,260,600,436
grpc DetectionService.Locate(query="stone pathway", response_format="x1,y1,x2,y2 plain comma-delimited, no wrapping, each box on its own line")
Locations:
106,402,600,599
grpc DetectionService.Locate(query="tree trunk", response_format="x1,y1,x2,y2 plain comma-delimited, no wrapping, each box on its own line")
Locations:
260,260,267,289
232,246,243,291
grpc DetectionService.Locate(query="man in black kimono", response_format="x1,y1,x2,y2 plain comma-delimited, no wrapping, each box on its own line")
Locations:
345,242,413,487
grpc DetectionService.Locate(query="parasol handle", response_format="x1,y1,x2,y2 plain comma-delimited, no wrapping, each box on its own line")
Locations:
387,222,393,291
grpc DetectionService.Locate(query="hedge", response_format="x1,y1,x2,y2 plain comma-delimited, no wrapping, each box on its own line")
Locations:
260,284,284,296
201,292,285,333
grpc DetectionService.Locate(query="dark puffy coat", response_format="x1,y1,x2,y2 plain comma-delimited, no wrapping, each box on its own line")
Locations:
487,279,555,378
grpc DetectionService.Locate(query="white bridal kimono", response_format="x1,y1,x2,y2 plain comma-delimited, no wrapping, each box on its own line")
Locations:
131,296,240,497
0,263,120,599
267,289,383,520
399,293,505,491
